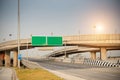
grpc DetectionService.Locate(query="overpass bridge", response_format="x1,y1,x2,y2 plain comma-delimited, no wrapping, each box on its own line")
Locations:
0,34,120,67
48,46,120,57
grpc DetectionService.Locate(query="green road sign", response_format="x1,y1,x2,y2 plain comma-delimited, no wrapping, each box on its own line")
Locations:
32,36,63,46
32,36,46,46
47,36,63,46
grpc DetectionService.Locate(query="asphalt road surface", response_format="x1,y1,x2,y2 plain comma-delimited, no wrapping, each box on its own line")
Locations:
29,58,120,80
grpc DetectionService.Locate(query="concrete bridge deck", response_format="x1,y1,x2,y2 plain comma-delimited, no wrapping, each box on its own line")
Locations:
0,34,120,51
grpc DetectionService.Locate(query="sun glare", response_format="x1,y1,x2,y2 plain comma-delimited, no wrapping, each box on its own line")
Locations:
95,23,104,32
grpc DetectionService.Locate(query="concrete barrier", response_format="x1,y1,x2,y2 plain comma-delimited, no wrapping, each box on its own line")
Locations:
21,59,40,69
49,58,120,68
82,58,120,68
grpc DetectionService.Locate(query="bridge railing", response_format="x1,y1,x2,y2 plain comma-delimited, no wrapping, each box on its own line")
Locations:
0,39,31,47
63,34,120,41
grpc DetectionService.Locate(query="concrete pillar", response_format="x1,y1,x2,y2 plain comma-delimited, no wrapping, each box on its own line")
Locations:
0,52,5,66
0,57,2,66
5,51,11,67
0,60,2,66
91,51,96,60
13,50,18,67
100,48,107,60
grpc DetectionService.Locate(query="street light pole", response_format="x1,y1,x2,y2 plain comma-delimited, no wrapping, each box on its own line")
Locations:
93,26,96,41
27,38,28,61
64,40,67,58
18,0,20,68
51,32,53,36
78,30,80,40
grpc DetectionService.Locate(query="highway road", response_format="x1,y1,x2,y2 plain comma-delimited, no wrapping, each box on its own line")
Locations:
29,58,120,80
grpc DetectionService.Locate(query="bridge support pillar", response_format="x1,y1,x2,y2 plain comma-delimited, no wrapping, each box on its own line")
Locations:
100,48,107,60
13,50,18,67
91,51,96,60
0,60,2,66
5,51,10,67
0,52,5,66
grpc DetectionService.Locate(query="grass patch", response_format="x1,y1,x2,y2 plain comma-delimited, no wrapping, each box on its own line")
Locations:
15,68,64,80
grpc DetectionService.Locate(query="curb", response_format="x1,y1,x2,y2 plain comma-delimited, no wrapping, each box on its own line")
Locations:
0,67,4,73
11,68,19,80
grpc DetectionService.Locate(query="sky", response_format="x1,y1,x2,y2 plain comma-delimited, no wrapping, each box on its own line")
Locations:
0,0,120,57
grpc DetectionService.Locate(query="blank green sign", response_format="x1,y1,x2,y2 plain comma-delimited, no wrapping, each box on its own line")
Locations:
32,36,63,46
47,36,63,46
32,36,46,46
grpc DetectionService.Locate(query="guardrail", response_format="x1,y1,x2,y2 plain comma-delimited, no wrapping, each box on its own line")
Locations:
54,58,120,68
21,59,40,69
